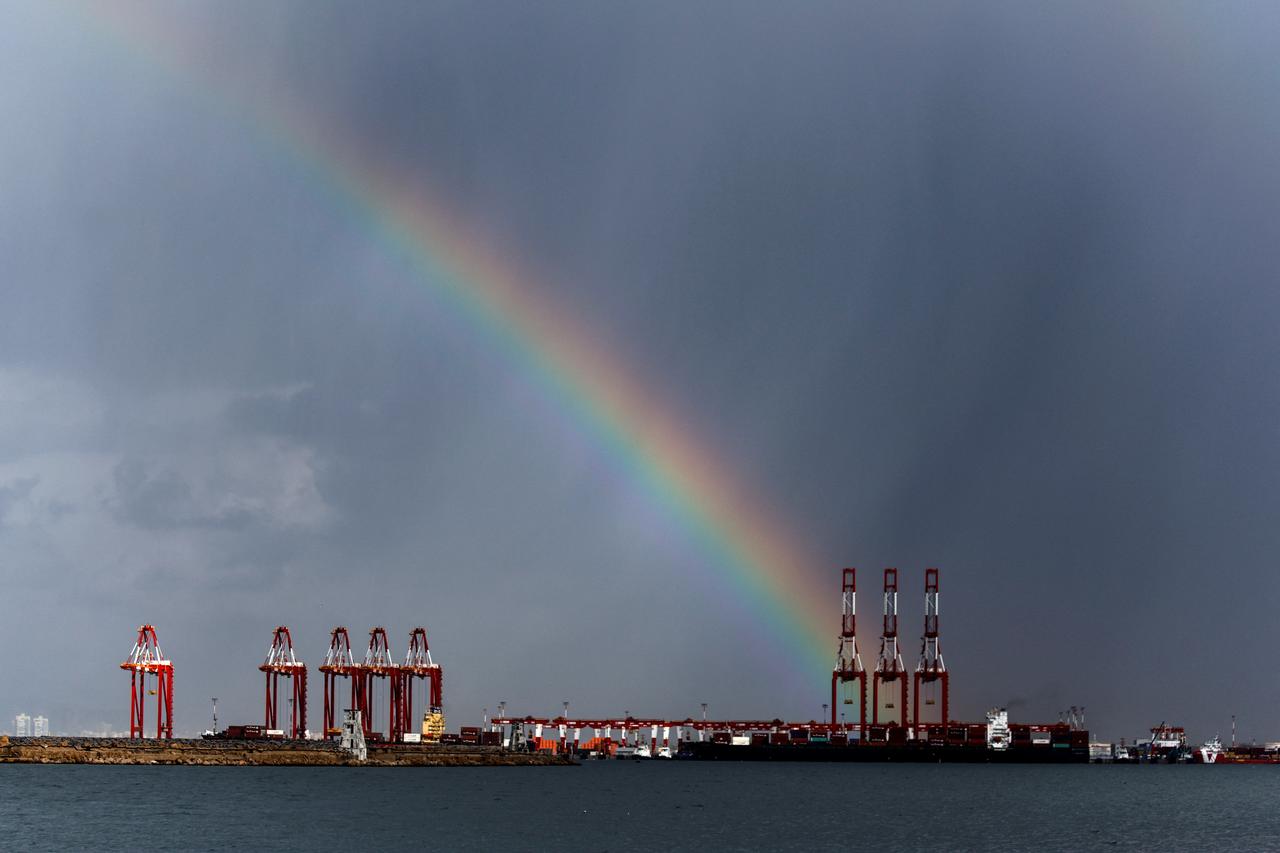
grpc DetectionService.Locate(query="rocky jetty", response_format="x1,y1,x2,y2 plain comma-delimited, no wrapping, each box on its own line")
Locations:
0,736,573,767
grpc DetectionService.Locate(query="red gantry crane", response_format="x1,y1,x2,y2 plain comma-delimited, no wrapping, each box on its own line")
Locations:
358,627,399,740
913,567,949,736
831,568,867,735
397,627,444,743
120,624,174,739
873,568,908,730
318,627,359,736
260,626,308,739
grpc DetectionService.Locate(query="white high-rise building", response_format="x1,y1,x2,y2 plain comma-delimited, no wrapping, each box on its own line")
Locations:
14,713,31,737
33,715,49,737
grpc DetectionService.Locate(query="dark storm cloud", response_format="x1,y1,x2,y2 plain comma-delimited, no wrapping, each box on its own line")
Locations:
0,476,38,525
1,0,1278,741
110,458,255,530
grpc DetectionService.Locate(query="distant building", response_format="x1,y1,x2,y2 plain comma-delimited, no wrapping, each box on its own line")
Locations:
33,715,49,737
14,713,31,737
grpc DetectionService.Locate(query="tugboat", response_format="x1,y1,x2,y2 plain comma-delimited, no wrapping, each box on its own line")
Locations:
1196,737,1222,764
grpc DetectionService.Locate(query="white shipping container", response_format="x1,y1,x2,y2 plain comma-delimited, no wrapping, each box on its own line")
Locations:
266,729,285,737
731,736,751,746
402,733,422,743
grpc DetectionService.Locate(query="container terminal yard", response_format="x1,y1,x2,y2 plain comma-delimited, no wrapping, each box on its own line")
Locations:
1,566,1271,765
494,568,1091,763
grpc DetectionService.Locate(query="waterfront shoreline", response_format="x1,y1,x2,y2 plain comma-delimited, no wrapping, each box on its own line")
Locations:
0,736,574,767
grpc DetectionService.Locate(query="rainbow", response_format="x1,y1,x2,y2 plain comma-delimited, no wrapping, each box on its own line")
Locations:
70,3,835,687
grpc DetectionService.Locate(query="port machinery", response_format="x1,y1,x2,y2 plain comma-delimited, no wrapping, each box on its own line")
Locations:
912,568,948,735
355,627,402,741
319,627,360,736
397,627,444,742
872,568,908,732
261,626,307,739
120,624,174,739
830,567,944,738
831,568,867,735
318,625,451,742
498,565,957,754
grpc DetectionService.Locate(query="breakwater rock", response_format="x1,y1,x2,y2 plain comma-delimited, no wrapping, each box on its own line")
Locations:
0,737,574,767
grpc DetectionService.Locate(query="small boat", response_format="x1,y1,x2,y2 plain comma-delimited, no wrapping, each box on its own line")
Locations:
614,744,652,760
1197,737,1222,764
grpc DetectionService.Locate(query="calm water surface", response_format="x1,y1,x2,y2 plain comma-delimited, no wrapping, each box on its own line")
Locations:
3,762,1278,851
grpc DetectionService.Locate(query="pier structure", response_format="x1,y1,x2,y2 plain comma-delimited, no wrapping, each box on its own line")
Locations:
120,624,174,739
830,567,867,735
912,568,949,736
260,626,308,738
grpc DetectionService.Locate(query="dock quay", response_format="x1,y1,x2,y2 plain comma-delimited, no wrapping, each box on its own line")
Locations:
0,736,573,767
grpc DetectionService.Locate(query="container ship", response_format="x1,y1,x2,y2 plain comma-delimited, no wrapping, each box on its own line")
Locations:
676,709,1089,763
1196,737,1280,764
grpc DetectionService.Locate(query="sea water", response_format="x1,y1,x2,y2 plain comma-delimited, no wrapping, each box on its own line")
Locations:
3,761,1278,851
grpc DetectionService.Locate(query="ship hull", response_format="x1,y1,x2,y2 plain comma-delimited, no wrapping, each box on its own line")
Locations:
678,742,1088,763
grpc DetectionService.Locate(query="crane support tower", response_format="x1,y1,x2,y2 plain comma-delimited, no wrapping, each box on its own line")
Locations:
912,568,949,735
260,626,308,739
120,624,174,739
319,627,359,736
830,568,867,735
872,569,908,729
398,627,444,742
358,627,400,740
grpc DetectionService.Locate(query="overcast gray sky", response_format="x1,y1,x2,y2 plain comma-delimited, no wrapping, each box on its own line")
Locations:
2,0,1278,742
